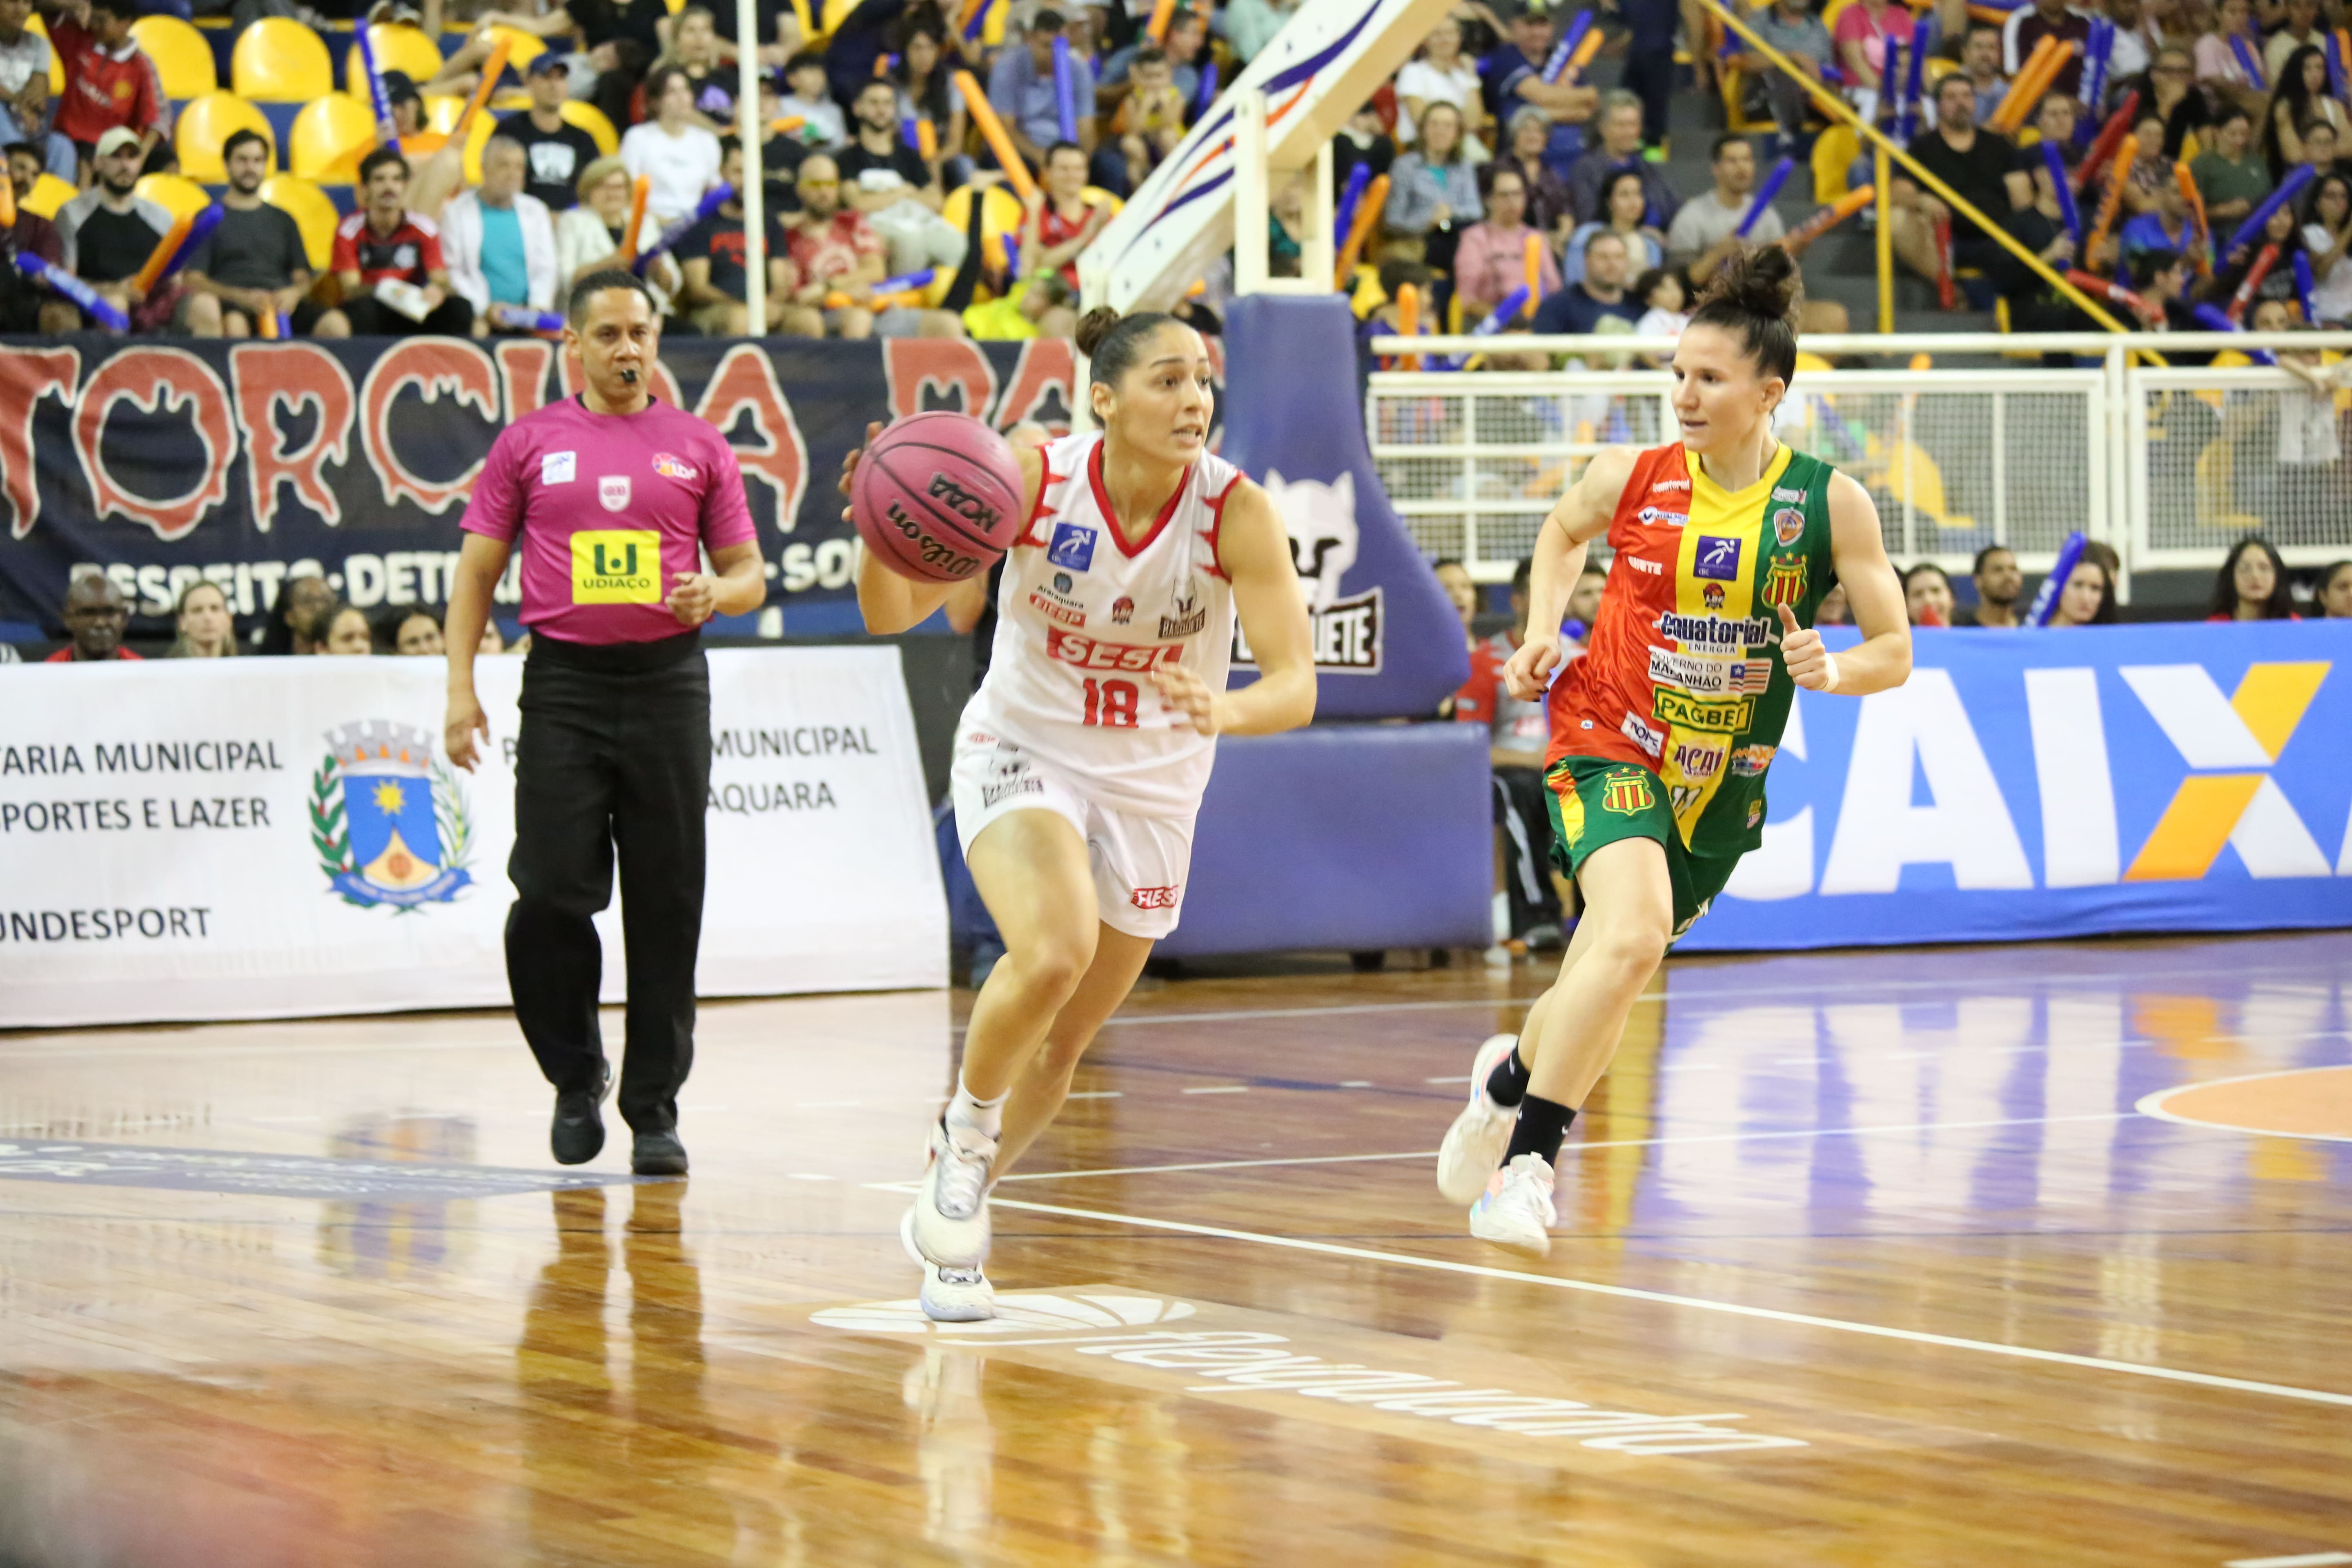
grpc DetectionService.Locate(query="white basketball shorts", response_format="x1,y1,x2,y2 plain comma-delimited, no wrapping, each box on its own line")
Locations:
949,725,1196,940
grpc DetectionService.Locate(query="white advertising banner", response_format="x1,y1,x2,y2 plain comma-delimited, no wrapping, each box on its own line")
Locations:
0,647,947,1027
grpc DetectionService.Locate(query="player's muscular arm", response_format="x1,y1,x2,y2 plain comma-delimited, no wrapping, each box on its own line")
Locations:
1504,445,1635,700
1779,471,1912,695
442,532,513,771
849,429,1039,633
1162,480,1314,737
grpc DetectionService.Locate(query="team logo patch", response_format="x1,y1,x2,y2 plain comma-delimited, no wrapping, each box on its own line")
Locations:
1600,770,1655,815
1747,799,1765,829
1111,595,1134,625
1772,507,1805,546
1047,522,1097,572
1131,885,1180,911
599,475,631,512
541,451,575,486
1702,582,1726,611
1729,744,1776,777
1761,557,1808,608
308,722,471,910
1053,572,1075,594
653,452,697,481
1694,536,1742,581
1158,590,1206,639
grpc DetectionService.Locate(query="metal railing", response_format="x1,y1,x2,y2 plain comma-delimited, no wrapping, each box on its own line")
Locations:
1366,332,2352,589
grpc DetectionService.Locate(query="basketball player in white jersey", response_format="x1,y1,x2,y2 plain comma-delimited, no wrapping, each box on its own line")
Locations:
850,307,1317,1320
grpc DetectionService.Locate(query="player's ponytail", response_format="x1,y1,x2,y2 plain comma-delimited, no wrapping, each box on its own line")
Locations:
1689,244,1803,385
1076,305,1178,388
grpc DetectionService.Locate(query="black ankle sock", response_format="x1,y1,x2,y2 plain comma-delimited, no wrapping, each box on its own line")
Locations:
1504,1094,1575,1165
1486,1042,1532,1107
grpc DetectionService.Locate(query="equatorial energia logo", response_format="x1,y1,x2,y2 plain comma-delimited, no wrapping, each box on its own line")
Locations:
309,721,472,910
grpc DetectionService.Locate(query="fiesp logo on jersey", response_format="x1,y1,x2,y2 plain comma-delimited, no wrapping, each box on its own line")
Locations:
1045,628,1184,673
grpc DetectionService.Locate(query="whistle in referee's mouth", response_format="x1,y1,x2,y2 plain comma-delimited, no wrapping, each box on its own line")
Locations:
620,368,639,384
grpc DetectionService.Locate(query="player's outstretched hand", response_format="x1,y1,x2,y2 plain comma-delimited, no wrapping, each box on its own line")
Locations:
1503,633,1562,702
838,420,882,525
1153,664,1220,735
1777,603,1840,692
666,571,719,627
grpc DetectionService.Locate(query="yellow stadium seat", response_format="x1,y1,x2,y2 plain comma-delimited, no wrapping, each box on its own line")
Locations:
174,92,276,180
135,172,212,221
425,94,465,134
354,24,445,92
482,24,546,69
233,17,334,102
460,110,494,184
20,171,75,219
130,16,217,99
24,13,61,94
941,183,1023,294
1811,123,1858,205
290,93,379,182
261,175,341,272
560,98,618,154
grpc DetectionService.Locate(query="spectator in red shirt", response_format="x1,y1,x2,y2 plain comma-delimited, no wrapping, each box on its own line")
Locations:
45,572,142,662
317,147,474,337
45,0,164,181
1435,558,1494,722
1021,140,1114,290
780,150,958,337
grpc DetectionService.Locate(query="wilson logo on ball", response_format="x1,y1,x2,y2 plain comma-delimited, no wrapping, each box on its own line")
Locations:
884,501,982,578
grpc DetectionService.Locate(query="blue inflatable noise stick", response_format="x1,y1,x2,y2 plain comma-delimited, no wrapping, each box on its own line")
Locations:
2025,530,2089,626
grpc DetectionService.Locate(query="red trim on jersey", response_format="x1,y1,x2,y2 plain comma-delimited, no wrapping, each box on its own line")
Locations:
1014,462,1062,549
1089,439,1192,559
1199,470,1241,581
1546,443,1693,772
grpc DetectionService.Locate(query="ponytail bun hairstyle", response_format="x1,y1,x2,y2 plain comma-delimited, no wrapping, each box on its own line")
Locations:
1688,244,1804,387
1076,305,1180,387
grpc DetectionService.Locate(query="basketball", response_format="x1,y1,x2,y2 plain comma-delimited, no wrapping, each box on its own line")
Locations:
851,412,1027,583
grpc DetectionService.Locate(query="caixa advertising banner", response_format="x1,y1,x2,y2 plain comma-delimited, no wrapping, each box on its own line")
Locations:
0,649,946,1028
1679,622,2352,951
0,336,1199,639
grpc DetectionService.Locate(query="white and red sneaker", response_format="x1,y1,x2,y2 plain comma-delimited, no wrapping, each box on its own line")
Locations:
1437,1033,1523,1205
1468,1152,1557,1255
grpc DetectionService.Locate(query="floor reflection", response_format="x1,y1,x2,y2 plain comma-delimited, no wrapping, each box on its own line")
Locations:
316,1113,477,1280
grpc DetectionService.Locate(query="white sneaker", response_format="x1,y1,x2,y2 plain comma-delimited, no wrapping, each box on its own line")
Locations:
902,1208,995,1322
1468,1153,1557,1255
911,1117,995,1270
1437,1033,1523,1205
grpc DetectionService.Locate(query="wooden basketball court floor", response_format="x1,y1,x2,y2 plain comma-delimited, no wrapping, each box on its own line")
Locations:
2,930,2348,1567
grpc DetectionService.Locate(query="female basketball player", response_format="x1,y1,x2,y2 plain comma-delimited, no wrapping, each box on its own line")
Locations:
849,308,1316,1319
1434,246,1912,1254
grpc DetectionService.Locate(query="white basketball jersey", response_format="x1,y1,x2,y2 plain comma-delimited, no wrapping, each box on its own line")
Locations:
964,431,1243,816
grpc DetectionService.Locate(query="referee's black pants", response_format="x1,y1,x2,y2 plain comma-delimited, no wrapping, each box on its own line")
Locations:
507,630,710,1135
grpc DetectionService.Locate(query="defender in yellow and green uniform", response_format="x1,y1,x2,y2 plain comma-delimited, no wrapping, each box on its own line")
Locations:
1544,439,1838,935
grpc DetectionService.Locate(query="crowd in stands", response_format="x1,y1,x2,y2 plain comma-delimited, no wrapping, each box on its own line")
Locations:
14,564,530,662
0,0,2349,347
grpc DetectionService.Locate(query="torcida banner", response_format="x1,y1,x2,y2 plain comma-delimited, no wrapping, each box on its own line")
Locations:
0,335,1117,638
0,648,946,1027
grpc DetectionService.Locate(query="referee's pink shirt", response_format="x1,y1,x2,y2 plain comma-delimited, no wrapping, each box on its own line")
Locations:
461,396,758,645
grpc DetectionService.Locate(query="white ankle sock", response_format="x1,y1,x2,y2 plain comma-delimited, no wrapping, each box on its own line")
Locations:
945,1076,1008,1143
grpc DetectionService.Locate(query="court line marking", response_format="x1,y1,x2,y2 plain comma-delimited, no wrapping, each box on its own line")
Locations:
2225,1554,2352,1566
980,1195,2352,1410
991,1111,2136,1183
2135,1067,2352,1144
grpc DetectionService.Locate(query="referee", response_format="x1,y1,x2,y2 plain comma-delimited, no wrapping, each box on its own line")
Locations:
445,269,764,1176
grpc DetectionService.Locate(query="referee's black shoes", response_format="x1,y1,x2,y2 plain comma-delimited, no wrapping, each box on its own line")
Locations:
551,1062,614,1166
631,1130,689,1177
